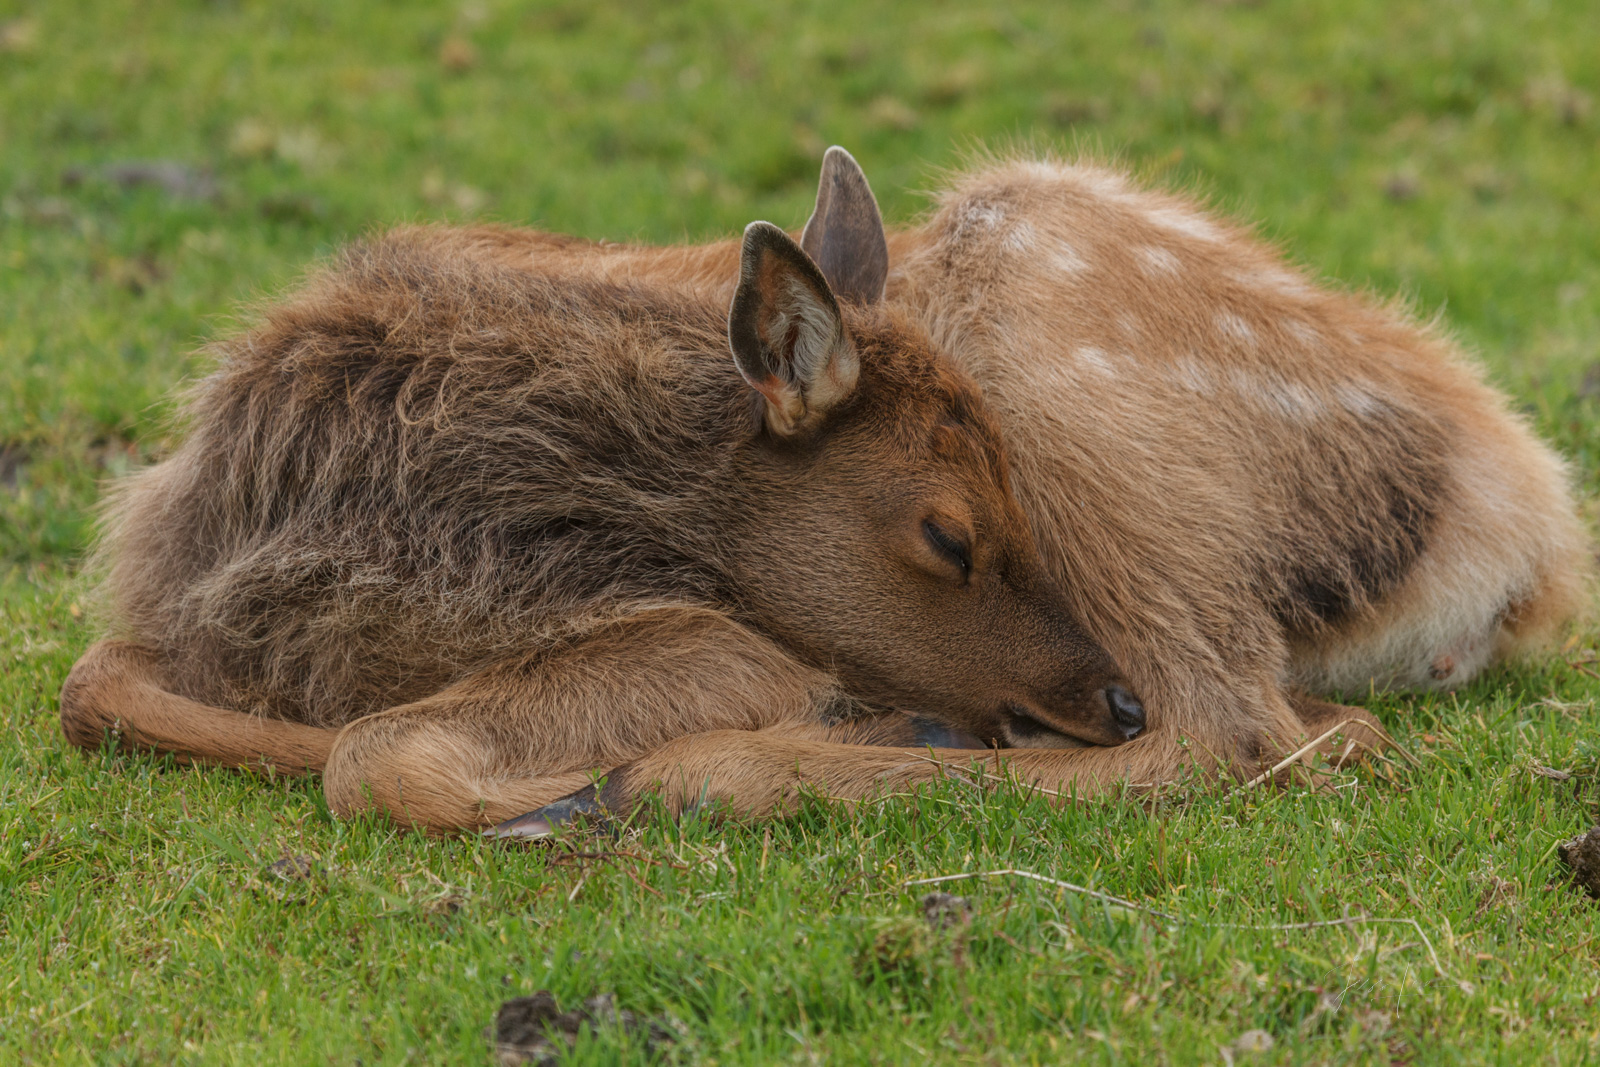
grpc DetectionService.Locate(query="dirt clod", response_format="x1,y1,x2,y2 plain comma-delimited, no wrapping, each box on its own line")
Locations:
439,36,478,73
492,991,674,1065
920,891,973,930
1382,170,1421,202
61,160,219,201
1558,826,1600,898
266,854,316,882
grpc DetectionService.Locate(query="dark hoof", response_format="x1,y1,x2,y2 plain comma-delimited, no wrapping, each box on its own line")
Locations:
485,784,605,840
908,716,987,750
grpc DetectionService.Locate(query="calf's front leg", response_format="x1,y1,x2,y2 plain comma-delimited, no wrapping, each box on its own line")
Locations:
494,687,1398,836
322,606,837,833
490,728,1192,837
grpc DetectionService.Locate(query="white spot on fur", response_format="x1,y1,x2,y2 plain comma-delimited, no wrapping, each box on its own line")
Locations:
1073,346,1115,376
1048,240,1089,274
1076,169,1133,198
1011,337,1119,394
1283,319,1323,347
1135,245,1181,277
1259,267,1312,298
1145,205,1221,243
1267,380,1322,420
962,201,1006,231
944,199,1011,246
1333,381,1386,418
1225,368,1323,421
1001,220,1038,254
1169,356,1216,395
1214,311,1257,346
1231,267,1312,299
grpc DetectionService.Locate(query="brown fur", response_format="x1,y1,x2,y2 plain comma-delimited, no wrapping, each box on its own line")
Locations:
486,159,1590,654
62,219,1147,832
896,158,1588,752
355,151,1589,808
62,151,1589,832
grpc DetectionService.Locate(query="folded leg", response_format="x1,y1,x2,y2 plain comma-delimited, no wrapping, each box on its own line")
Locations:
321,606,837,833
491,727,1194,837
494,687,1397,836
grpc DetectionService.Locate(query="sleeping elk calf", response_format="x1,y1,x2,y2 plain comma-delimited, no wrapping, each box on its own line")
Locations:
60,221,1151,835
446,148,1592,794
889,154,1589,768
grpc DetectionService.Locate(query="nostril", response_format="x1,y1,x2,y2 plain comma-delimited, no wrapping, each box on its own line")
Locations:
1104,685,1146,738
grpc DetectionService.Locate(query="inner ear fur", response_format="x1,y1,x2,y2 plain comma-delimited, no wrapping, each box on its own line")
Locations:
800,145,890,306
728,221,860,437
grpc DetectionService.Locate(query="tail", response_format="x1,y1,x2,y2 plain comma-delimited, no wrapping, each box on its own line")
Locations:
60,640,335,775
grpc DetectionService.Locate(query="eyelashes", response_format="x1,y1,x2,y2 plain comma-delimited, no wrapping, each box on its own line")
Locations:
922,520,972,576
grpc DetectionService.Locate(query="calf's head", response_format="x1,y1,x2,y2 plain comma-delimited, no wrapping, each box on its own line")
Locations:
725,178,1142,748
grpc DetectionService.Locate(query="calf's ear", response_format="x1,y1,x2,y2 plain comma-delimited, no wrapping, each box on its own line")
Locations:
799,146,889,305
728,221,859,437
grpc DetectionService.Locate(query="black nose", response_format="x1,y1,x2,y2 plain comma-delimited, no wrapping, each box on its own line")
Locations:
1104,685,1145,739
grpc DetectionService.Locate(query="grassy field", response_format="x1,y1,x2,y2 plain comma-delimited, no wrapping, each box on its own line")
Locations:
4,0,1600,1062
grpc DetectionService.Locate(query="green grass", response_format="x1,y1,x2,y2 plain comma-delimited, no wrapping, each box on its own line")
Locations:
3,0,1599,1062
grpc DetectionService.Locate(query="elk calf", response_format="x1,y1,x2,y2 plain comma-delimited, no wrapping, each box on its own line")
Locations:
890,153,1590,771
61,221,1148,833
63,148,1590,834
